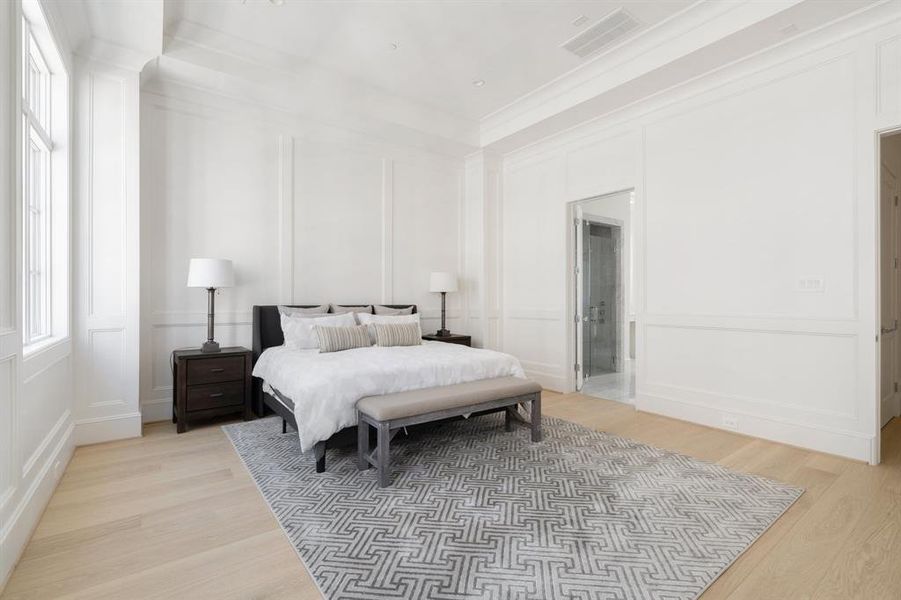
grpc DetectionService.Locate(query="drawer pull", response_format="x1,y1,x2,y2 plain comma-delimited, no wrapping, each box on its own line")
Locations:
209,392,224,398
210,368,225,373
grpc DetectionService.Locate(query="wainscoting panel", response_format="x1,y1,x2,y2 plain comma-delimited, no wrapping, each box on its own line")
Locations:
643,324,858,426
75,59,141,442
643,53,857,321
0,354,14,513
293,142,384,302
87,72,127,318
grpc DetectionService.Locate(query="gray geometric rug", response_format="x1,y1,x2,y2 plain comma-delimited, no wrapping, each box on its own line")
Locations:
223,414,802,600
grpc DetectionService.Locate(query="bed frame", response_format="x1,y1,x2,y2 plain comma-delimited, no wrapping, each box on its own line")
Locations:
251,304,417,473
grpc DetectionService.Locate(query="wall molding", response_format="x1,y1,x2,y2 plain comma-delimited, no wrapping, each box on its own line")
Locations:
0,421,74,592
636,392,873,463
277,134,295,304
74,412,142,446
381,158,394,304
20,410,71,480
505,308,565,321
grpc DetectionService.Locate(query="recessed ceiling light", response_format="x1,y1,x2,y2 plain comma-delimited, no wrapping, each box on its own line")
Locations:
572,15,588,27
472,79,486,88
268,0,285,5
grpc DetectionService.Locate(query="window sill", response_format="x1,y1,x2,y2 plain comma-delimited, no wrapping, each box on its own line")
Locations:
23,335,70,362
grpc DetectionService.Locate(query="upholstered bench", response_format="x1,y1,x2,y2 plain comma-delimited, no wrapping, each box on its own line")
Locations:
356,376,542,487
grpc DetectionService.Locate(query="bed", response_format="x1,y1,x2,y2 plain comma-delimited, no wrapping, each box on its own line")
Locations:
250,304,526,472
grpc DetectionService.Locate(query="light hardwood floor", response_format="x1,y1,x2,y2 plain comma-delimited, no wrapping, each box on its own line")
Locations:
2,391,900,599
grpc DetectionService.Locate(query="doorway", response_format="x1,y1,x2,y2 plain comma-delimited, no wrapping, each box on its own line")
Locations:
880,131,901,432
571,190,635,403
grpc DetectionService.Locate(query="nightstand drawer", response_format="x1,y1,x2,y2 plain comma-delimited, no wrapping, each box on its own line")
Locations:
186,356,245,385
186,381,245,412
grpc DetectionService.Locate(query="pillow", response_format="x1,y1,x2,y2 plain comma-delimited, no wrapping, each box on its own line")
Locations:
279,305,328,317
281,312,355,349
330,304,373,315
374,305,414,315
373,322,422,347
316,324,371,353
357,312,420,343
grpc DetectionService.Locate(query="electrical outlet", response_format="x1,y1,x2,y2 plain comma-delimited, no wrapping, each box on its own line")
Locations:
722,415,739,430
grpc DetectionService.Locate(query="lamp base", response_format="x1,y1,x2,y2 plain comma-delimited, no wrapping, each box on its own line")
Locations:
201,340,221,353
435,328,451,337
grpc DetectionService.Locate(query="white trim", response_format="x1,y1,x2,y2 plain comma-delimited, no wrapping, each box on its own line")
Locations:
381,158,394,304
0,420,74,592
637,393,873,463
74,412,142,446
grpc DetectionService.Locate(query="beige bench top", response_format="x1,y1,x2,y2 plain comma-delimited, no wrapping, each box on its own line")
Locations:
357,376,541,422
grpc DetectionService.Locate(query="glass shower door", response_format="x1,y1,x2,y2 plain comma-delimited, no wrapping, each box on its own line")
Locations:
582,222,618,378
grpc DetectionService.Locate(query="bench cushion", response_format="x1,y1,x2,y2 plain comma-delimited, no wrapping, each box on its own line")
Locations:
357,376,541,422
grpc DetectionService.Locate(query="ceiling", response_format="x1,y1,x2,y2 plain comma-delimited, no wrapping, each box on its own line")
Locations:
163,0,695,121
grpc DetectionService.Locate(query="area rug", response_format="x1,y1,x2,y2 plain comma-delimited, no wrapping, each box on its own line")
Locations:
223,415,802,600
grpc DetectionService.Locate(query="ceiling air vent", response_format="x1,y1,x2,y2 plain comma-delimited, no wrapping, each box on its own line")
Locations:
561,9,641,59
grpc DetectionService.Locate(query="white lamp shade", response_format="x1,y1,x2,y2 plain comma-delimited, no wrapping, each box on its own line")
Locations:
187,258,235,288
429,271,458,293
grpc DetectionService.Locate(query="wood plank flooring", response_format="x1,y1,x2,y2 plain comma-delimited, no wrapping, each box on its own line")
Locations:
2,391,900,599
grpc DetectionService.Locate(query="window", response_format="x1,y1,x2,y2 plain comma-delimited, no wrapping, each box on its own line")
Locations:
20,5,68,352
21,21,52,345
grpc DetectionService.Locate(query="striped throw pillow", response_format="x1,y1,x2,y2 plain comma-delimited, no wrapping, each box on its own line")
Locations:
316,324,372,353
373,322,422,347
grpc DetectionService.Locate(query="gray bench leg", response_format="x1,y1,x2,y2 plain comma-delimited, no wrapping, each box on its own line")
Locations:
531,394,542,442
357,418,369,471
377,422,391,487
505,407,515,431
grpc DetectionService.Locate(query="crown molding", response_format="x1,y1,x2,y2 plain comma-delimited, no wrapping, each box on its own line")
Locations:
479,0,866,149
159,19,479,153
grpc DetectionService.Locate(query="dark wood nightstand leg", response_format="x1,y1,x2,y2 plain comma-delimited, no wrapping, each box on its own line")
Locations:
243,353,253,421
282,419,287,434
177,357,188,433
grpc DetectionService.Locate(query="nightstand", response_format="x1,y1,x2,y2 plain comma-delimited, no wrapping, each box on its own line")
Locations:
422,333,472,347
172,347,253,433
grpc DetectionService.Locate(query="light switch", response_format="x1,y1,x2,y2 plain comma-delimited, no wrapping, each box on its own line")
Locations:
797,277,825,293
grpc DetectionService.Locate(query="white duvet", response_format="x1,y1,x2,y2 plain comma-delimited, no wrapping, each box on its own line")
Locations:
253,341,526,452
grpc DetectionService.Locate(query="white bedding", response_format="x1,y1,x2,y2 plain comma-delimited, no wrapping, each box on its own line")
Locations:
253,341,526,452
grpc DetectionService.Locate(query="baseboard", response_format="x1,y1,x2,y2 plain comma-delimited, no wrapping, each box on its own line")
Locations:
74,412,142,446
637,393,873,462
521,364,567,393
140,398,171,424
0,421,75,592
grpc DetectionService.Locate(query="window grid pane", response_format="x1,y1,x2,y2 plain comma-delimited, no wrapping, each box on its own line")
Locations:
21,14,59,348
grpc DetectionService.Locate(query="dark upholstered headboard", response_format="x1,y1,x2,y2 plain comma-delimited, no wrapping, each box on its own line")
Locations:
251,304,418,364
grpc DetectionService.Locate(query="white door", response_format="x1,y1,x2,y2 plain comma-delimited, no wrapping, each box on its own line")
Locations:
574,205,585,389
880,163,900,427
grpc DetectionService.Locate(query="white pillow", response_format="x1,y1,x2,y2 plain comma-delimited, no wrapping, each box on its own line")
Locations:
281,312,355,349
279,305,328,316
357,313,420,343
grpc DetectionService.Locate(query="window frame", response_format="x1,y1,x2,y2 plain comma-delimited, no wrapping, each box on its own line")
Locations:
19,2,69,357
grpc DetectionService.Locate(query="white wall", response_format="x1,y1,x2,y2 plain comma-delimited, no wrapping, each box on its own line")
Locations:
498,10,901,463
0,0,76,590
139,84,465,422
